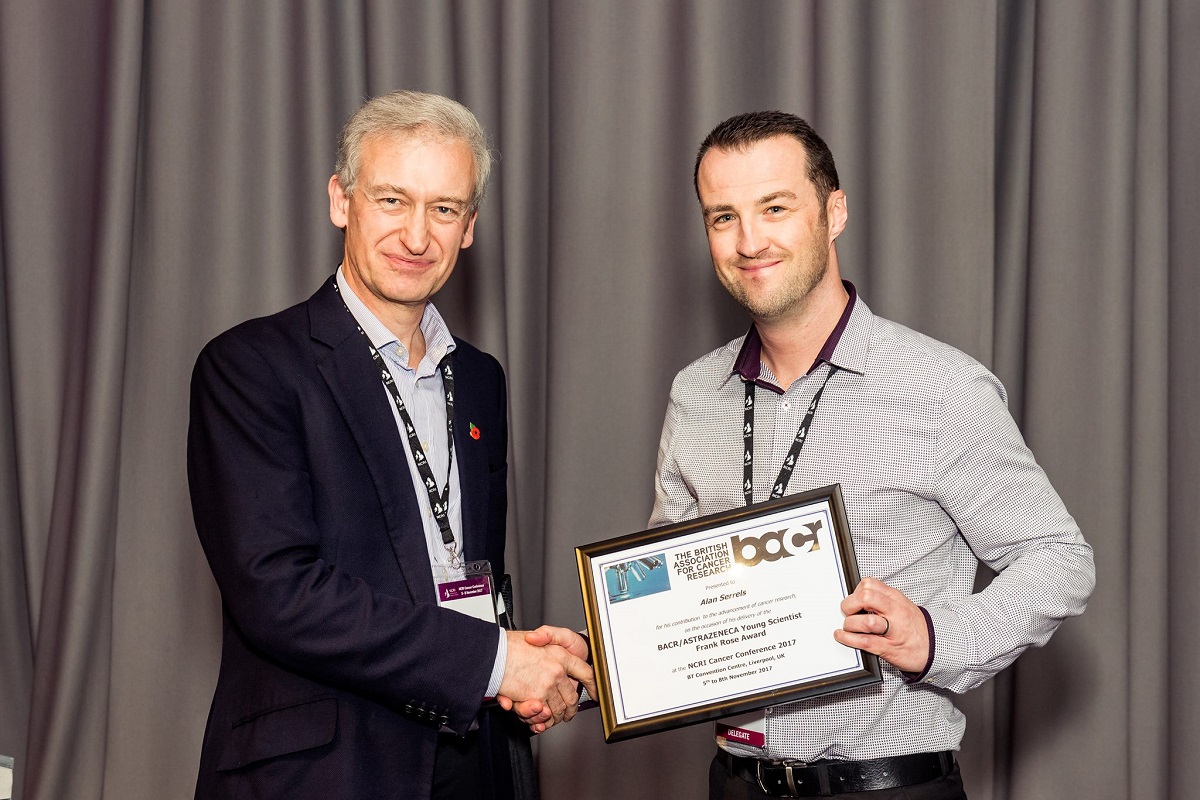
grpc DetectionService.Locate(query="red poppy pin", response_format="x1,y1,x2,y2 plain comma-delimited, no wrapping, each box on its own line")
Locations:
469,423,481,440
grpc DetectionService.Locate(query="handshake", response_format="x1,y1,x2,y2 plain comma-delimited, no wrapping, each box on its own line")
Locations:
495,626,597,733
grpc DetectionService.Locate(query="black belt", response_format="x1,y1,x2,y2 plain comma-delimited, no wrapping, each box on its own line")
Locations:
721,749,955,797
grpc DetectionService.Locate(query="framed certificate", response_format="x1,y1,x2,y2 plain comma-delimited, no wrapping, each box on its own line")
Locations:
576,484,881,743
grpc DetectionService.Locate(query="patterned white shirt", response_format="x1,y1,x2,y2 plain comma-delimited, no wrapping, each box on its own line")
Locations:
650,284,1095,761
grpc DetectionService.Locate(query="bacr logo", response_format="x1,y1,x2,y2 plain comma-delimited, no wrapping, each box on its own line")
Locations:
730,520,822,567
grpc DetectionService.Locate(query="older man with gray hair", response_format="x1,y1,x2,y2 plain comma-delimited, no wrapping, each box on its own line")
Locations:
188,90,592,800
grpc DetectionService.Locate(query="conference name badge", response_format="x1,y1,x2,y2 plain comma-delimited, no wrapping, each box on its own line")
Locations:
436,560,499,625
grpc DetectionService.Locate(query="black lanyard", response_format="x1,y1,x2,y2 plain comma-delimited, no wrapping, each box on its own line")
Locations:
334,282,460,561
367,342,457,551
743,365,839,506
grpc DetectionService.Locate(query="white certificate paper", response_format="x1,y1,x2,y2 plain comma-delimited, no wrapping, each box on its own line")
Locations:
577,485,880,742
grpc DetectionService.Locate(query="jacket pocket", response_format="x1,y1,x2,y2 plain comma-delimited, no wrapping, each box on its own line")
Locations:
217,697,338,771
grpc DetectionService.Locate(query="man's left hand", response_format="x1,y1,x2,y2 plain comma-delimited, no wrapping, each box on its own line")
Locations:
834,577,928,674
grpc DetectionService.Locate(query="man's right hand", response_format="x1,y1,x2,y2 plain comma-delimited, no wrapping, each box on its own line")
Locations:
496,629,594,730
496,626,595,733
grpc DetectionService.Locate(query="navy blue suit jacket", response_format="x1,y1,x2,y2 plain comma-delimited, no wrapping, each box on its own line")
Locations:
188,277,518,799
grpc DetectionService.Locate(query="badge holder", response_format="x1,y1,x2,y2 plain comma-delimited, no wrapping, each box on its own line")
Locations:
435,560,501,625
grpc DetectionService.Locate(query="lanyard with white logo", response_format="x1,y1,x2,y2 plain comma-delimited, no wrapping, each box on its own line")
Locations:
367,342,460,568
334,284,461,568
743,364,839,506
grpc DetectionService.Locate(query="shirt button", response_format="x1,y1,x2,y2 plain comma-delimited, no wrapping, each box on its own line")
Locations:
781,401,791,410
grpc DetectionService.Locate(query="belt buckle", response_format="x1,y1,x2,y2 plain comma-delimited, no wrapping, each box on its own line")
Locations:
756,757,808,797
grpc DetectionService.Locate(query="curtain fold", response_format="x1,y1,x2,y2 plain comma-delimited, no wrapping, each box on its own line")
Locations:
0,126,33,799
1,1,146,798
0,2,1190,798
1166,2,1200,797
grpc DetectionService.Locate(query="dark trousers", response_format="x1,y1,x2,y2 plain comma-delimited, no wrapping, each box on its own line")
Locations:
432,732,486,800
709,753,968,800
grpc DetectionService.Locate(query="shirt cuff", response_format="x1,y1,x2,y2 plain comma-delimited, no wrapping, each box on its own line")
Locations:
901,606,935,684
485,627,507,698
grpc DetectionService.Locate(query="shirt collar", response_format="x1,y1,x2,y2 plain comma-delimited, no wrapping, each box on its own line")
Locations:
335,266,457,371
731,281,862,393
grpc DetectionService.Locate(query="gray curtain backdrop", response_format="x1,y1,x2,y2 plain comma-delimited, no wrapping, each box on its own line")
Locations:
1,1,1195,798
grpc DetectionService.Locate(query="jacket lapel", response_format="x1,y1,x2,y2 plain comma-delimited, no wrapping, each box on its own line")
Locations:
451,350,488,564
308,277,437,603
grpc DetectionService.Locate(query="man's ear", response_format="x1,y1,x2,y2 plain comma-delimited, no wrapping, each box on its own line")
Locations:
328,174,349,229
827,189,848,243
460,210,478,250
